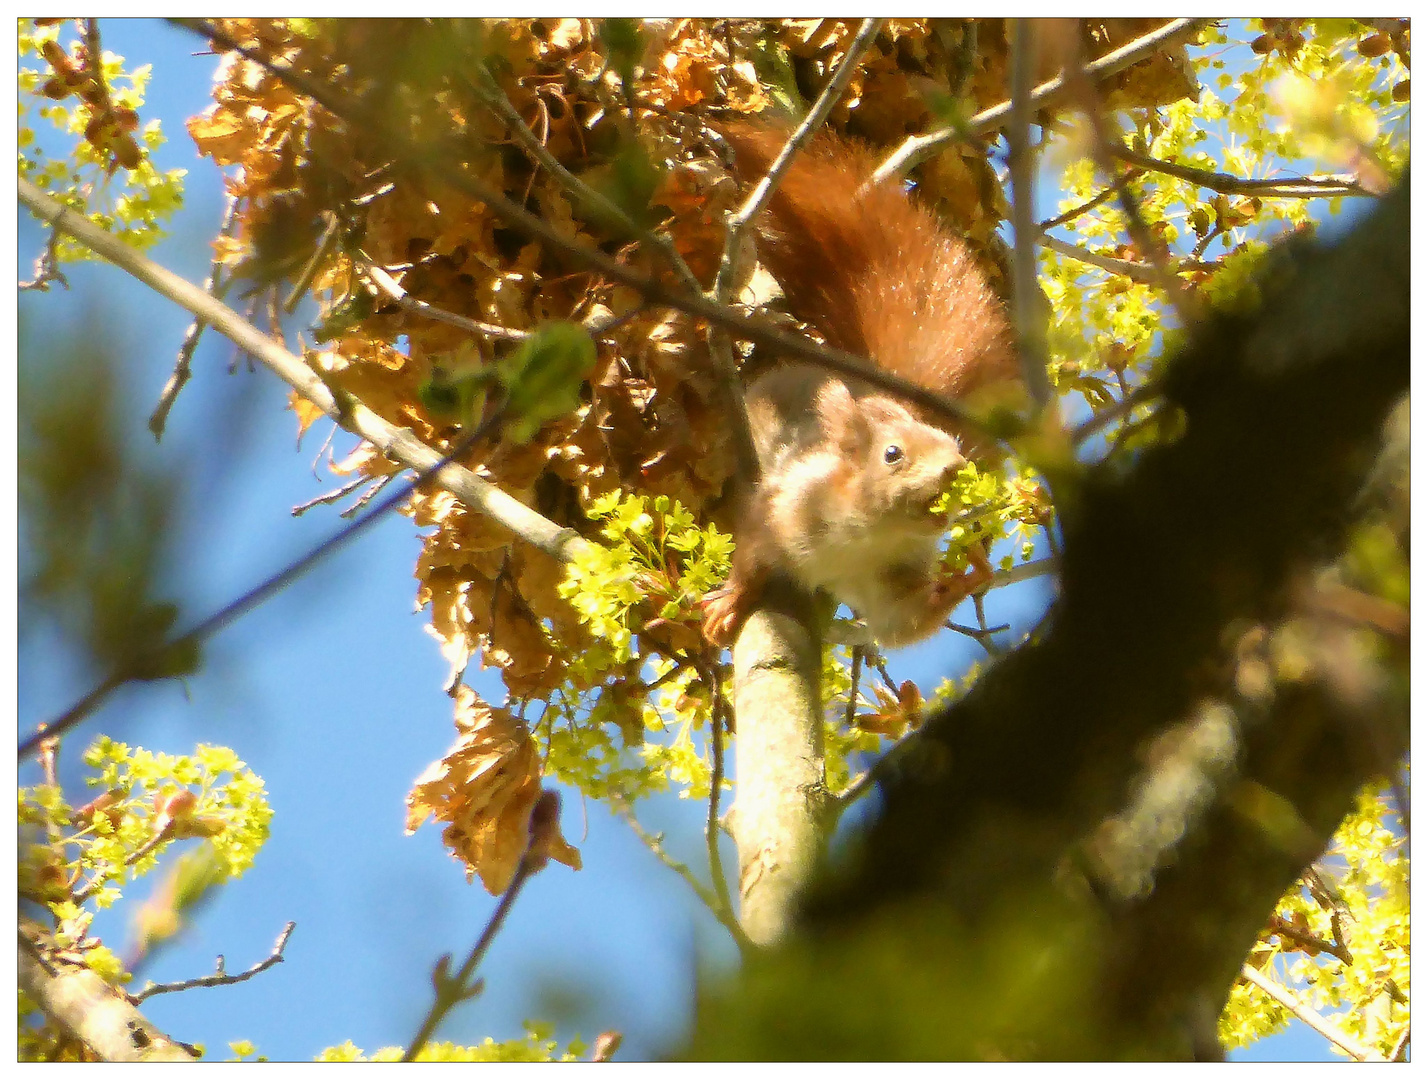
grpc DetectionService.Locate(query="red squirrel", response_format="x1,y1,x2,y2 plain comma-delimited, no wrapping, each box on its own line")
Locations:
701,122,1019,648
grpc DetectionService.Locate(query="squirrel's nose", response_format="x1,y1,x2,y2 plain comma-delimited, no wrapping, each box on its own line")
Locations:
938,447,967,485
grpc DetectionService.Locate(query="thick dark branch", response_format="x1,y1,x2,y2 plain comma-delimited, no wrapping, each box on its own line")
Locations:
686,175,1408,1061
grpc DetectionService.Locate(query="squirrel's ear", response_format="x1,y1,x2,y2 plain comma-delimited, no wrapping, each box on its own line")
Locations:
816,378,867,453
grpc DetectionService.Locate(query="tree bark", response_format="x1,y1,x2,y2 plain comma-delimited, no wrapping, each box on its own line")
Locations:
727,578,829,945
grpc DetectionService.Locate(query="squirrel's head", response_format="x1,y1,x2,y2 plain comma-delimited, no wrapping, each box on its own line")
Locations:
816,380,965,531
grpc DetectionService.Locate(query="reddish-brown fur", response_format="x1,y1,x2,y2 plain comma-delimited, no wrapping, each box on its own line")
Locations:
718,123,1018,411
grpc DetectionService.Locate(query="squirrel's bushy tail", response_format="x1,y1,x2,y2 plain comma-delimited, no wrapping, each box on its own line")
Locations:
719,122,1017,408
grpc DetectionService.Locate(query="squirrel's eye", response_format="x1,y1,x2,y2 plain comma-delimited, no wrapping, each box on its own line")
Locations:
883,444,904,465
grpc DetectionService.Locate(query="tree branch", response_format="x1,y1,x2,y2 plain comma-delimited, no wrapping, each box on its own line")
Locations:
149,191,241,439
707,17,885,485
1109,145,1375,200
19,939,200,1061
1238,963,1384,1061
130,921,295,1004
1007,18,1053,407
871,18,1209,185
17,178,589,568
1040,234,1162,284
712,17,883,302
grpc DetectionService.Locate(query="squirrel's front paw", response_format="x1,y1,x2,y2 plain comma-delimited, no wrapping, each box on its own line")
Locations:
700,586,744,647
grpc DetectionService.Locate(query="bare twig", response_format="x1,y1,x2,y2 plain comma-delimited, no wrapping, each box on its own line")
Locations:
281,209,342,313
360,260,633,346
1266,912,1352,965
360,261,530,342
174,18,1006,445
1108,145,1374,200
843,647,864,730
872,19,1208,185
339,471,397,518
1038,174,1136,233
946,620,1011,646
1007,18,1053,408
705,668,735,919
1040,234,1161,285
131,921,295,1004
1072,383,1159,445
19,221,70,293
402,854,531,1061
1389,1025,1410,1062
1238,963,1385,1061
617,801,753,951
149,192,241,439
290,474,371,517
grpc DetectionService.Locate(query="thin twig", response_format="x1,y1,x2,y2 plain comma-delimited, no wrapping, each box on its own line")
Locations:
19,220,70,292
946,620,1011,644
173,19,1006,446
149,192,242,439
339,472,397,518
1266,912,1352,965
704,667,735,921
1072,383,1159,445
616,802,753,951
843,647,864,730
401,857,532,1061
1389,1025,1410,1063
1108,145,1374,200
71,828,173,906
360,261,530,342
282,210,341,314
1037,173,1136,233
835,718,931,814
290,474,370,517
131,921,295,1004
1040,234,1159,284
1238,963,1385,1061
1007,18,1053,408
872,19,1208,185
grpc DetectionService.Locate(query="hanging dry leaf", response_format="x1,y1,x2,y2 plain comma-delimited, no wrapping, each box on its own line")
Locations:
405,685,580,893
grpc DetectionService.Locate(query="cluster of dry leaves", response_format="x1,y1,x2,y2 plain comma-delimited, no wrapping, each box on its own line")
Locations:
186,18,1195,892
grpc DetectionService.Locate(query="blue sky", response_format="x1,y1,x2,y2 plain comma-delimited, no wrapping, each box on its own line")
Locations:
17,18,1336,1062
